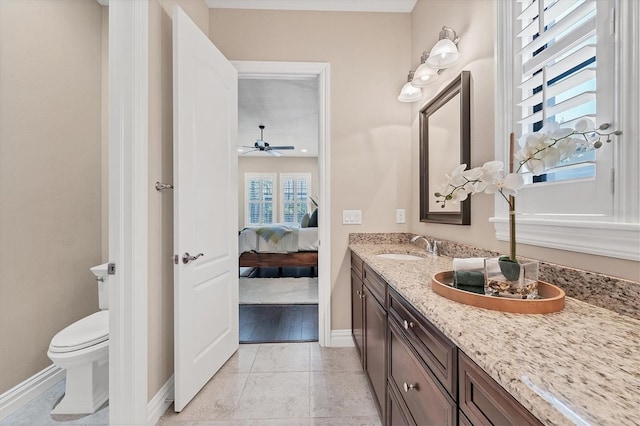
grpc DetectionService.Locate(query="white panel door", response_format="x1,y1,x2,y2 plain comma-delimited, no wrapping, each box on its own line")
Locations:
173,5,238,412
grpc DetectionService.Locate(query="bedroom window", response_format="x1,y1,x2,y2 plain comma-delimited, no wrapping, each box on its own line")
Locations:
280,173,311,223
245,173,276,225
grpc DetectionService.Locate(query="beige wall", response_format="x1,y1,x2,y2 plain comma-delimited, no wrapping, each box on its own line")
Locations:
147,0,210,400
408,0,639,281
210,9,413,330
0,0,103,393
238,157,319,228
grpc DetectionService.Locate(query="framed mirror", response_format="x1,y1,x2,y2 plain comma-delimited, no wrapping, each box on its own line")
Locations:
419,70,471,224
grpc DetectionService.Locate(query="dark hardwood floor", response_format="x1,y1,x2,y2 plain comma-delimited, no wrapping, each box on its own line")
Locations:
239,304,318,343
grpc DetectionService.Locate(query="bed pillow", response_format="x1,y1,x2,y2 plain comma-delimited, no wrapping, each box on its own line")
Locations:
308,209,318,227
300,213,310,228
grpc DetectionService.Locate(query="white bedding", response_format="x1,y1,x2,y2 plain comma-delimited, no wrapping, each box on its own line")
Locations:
239,224,319,253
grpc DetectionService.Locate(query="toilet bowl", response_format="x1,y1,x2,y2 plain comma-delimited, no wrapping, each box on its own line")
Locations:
47,263,110,414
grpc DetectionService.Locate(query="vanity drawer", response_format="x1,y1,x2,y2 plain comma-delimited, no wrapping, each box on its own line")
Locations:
387,379,413,426
389,321,456,426
351,251,363,280
459,351,543,426
389,288,457,397
363,264,386,306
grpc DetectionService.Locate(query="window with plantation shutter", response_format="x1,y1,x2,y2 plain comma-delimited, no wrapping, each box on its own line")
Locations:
280,173,311,223
494,0,639,261
515,0,613,184
245,173,276,225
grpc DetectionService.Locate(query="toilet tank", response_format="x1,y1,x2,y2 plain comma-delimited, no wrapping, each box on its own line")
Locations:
90,263,110,310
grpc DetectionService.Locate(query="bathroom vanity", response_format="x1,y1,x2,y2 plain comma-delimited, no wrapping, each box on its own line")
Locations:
350,239,640,426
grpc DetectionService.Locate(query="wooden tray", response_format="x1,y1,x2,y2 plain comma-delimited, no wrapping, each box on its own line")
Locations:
431,271,565,314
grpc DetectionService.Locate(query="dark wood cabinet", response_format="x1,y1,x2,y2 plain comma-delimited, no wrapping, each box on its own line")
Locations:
389,288,457,397
363,285,387,420
350,252,542,426
351,253,387,421
389,321,456,426
387,380,413,426
351,264,364,364
458,351,543,426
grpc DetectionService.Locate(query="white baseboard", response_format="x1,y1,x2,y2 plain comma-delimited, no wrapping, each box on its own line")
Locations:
329,329,355,347
146,374,174,425
0,364,65,422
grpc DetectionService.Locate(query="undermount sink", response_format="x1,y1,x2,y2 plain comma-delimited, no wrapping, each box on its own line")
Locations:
376,253,424,261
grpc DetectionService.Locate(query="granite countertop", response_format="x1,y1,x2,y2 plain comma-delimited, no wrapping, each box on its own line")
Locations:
350,242,640,426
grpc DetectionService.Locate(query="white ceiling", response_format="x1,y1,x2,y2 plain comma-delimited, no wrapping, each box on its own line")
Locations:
206,0,417,13
238,77,319,157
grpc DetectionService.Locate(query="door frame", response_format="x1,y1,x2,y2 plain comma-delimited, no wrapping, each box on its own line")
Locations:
233,61,332,346
108,0,149,424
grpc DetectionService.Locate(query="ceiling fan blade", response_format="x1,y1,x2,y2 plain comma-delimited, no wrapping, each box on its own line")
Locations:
269,145,295,150
267,149,283,157
239,145,256,149
242,149,259,155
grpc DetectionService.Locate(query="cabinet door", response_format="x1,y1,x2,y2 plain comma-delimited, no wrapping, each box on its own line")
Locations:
459,351,543,426
387,382,413,426
351,268,365,365
388,322,456,426
364,285,387,421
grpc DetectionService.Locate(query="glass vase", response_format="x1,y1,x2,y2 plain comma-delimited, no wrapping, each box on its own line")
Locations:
484,257,539,299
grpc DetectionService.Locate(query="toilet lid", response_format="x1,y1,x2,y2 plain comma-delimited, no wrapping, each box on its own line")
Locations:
50,311,109,353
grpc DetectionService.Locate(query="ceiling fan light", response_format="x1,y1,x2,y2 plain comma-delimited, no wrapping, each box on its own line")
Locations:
426,38,460,69
411,63,439,87
397,82,422,102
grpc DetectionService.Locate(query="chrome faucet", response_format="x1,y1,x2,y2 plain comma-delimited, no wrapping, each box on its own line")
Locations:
410,235,433,254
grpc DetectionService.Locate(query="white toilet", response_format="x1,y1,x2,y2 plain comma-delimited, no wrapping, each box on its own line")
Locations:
47,263,110,415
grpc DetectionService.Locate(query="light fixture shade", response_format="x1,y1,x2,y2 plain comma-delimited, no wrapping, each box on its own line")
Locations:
426,38,460,68
397,82,422,102
411,63,439,87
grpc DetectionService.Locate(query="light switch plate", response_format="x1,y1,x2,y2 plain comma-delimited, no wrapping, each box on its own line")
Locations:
396,209,405,224
343,210,362,225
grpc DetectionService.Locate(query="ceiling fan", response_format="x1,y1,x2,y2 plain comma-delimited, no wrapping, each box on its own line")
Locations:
239,125,295,157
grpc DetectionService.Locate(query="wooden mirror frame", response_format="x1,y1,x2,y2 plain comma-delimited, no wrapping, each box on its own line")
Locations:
419,70,471,225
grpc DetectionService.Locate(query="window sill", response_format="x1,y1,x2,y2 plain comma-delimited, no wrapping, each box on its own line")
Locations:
490,216,640,261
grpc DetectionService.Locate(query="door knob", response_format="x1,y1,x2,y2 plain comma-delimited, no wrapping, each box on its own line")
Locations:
182,252,204,264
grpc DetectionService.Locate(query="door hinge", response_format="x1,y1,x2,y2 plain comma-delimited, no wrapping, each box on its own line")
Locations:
108,263,116,275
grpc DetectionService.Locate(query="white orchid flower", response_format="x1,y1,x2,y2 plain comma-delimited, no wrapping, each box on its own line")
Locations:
484,173,524,197
555,137,579,160
574,118,594,132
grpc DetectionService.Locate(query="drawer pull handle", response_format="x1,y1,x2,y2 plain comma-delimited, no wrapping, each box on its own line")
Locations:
403,382,417,392
403,319,415,330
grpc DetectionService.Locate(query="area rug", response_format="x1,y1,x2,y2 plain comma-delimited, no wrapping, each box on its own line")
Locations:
239,277,318,304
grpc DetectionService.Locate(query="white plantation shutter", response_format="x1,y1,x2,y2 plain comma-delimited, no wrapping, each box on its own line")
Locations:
514,0,614,186
494,0,640,261
245,173,276,225
280,173,311,223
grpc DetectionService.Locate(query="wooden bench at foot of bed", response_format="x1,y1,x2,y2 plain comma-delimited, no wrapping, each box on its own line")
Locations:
239,251,318,268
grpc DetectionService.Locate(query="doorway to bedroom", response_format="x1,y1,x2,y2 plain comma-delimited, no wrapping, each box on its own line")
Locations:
236,73,321,344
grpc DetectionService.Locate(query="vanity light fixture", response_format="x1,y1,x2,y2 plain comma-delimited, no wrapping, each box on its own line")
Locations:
411,51,440,87
426,26,460,69
398,26,461,102
398,71,423,103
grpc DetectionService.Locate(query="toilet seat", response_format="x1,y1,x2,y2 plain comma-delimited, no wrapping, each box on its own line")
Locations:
49,311,109,353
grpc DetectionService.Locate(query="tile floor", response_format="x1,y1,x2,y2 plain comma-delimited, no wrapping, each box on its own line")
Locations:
0,379,109,425
158,343,381,425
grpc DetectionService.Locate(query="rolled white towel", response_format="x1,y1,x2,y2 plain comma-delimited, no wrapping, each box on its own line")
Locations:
452,257,485,272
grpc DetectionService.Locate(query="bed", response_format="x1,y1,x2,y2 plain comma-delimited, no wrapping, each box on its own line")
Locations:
238,223,319,268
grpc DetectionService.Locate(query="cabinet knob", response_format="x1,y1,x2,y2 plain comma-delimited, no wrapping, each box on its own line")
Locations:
403,382,417,392
403,319,415,330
